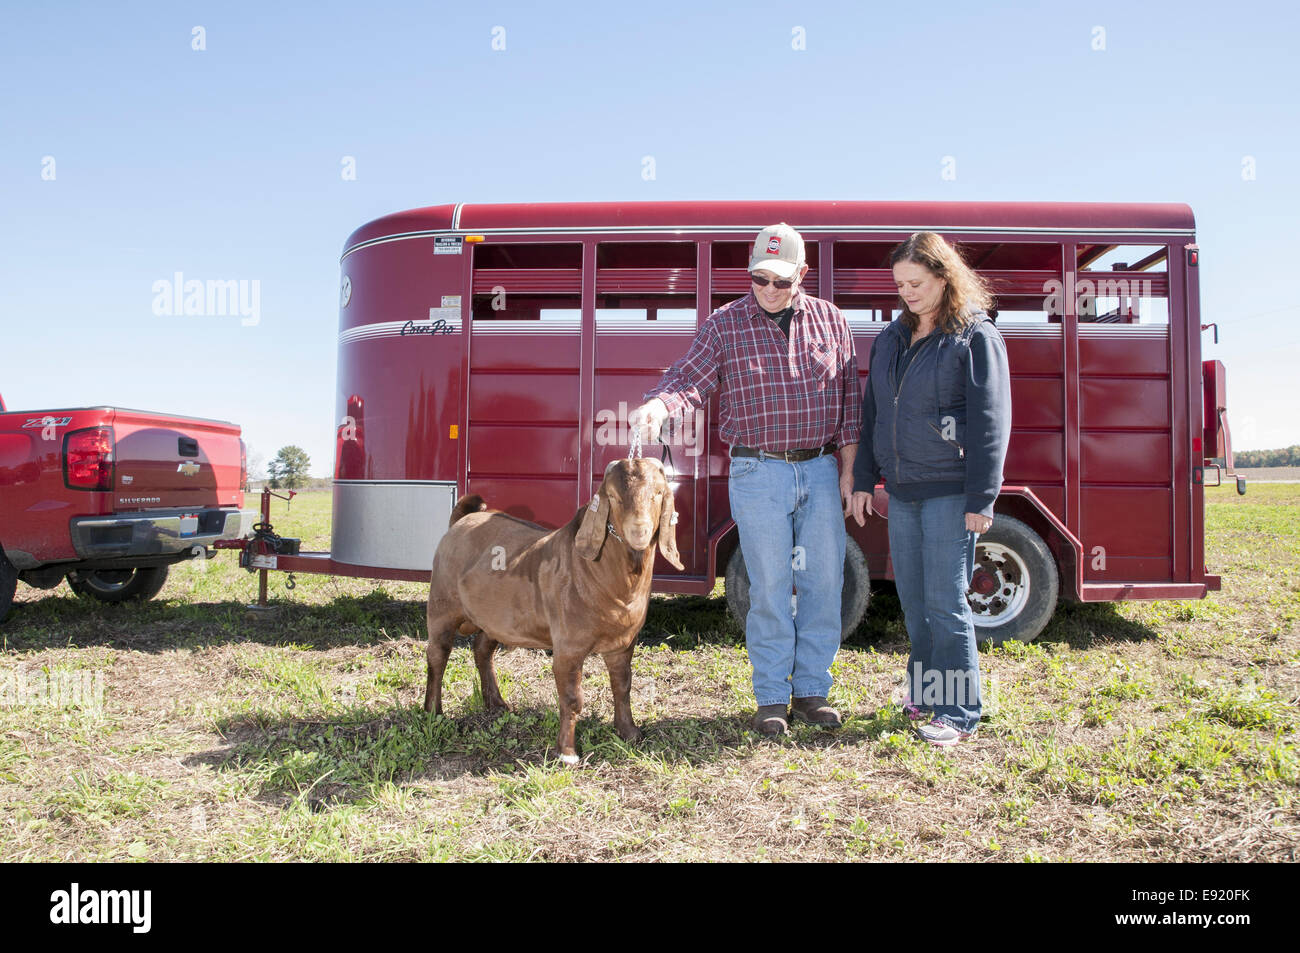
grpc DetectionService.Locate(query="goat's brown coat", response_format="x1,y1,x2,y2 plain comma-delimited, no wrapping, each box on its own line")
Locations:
424,458,682,761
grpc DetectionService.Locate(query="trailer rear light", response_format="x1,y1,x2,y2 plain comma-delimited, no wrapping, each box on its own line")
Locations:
64,426,114,491
240,439,247,491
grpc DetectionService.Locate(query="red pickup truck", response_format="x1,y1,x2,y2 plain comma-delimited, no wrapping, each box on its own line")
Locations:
0,396,256,621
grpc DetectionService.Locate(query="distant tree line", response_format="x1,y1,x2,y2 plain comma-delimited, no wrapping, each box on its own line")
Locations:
1235,446,1300,468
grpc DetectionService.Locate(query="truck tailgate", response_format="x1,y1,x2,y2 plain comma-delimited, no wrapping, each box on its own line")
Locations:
111,409,244,510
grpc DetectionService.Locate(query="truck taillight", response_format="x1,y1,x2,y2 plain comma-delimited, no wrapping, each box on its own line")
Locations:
64,426,114,491
240,440,247,491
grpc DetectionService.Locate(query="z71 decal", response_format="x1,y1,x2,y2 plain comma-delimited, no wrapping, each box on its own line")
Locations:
22,416,72,429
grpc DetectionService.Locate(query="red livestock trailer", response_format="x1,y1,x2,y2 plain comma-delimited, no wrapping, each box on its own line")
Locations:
230,200,1239,644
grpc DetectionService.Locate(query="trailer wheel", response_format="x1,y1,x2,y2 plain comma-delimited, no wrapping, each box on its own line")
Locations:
967,515,1058,645
725,536,870,642
0,550,17,623
67,566,170,604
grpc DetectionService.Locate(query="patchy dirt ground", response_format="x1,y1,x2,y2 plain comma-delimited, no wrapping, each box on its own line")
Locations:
1,486,1296,862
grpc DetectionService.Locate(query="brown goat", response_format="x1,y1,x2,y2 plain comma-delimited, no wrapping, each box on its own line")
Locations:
424,458,682,764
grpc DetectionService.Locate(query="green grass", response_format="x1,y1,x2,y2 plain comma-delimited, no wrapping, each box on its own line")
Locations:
0,487,1297,861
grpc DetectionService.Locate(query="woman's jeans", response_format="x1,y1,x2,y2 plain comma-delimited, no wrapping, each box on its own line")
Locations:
727,452,845,707
887,493,982,733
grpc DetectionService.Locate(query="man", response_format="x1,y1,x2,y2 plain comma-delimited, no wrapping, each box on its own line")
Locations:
630,223,861,736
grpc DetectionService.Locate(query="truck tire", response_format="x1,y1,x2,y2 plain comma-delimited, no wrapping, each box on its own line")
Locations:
967,515,1058,645
725,536,870,643
67,566,169,604
0,550,17,623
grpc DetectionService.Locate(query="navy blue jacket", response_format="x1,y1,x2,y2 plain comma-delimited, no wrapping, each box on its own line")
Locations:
851,313,1011,517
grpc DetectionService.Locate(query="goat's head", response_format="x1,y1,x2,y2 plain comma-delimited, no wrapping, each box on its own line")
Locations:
575,458,683,569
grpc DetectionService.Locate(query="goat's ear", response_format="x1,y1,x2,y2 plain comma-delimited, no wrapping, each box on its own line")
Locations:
657,486,684,570
575,490,610,560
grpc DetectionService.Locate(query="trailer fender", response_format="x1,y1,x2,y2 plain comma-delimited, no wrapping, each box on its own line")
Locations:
993,487,1084,603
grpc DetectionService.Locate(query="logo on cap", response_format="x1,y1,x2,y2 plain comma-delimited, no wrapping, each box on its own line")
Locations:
766,238,781,254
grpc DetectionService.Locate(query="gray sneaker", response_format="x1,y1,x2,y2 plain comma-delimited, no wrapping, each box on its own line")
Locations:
752,704,790,736
915,718,977,747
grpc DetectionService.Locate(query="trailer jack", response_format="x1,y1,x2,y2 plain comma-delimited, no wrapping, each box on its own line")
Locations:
213,487,302,610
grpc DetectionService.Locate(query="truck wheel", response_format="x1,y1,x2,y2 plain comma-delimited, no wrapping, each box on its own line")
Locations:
67,566,170,604
0,550,17,623
725,536,870,643
967,515,1058,646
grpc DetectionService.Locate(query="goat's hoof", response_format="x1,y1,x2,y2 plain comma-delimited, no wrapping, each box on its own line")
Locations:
486,702,511,717
558,753,581,766
616,724,644,743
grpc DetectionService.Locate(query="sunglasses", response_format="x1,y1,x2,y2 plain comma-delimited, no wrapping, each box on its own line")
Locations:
750,273,796,289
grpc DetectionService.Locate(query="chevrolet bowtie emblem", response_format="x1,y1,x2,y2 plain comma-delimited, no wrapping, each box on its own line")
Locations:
177,461,200,477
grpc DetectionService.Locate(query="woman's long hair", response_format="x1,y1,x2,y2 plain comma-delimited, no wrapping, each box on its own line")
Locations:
890,232,993,335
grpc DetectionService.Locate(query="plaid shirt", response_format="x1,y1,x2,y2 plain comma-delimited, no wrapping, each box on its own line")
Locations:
645,291,861,452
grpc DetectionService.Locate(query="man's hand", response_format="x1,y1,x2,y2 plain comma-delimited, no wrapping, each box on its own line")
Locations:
965,512,993,534
839,468,856,517
850,490,875,527
628,399,669,442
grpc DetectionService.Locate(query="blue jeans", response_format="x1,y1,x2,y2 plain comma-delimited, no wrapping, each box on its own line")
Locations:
887,493,982,733
728,452,845,706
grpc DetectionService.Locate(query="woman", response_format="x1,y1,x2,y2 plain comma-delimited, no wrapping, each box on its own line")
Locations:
849,232,1011,746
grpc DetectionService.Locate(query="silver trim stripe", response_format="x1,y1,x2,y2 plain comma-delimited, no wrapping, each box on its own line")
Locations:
595,316,696,333
339,317,463,345
1078,325,1169,336
472,320,581,333
333,479,458,486
342,223,1195,261
339,317,1168,344
459,224,1193,236
992,324,1169,337
996,324,1064,334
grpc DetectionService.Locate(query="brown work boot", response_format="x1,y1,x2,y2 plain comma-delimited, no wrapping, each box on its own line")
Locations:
752,704,790,737
791,696,842,729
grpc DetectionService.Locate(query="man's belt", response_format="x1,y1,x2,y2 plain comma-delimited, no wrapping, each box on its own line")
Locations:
730,442,837,463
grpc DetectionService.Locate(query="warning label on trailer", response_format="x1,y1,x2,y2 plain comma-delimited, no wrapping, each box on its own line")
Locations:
434,236,463,255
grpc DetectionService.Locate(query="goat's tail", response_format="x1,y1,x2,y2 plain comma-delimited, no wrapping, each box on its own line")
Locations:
449,494,488,528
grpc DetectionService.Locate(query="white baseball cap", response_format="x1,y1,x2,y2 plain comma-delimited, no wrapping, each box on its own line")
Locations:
748,223,805,279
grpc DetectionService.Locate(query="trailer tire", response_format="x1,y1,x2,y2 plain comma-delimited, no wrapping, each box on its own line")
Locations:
0,550,17,623
67,566,170,604
967,515,1058,646
725,536,870,643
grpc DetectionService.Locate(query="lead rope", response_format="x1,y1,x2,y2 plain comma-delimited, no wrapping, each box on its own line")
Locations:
628,424,642,460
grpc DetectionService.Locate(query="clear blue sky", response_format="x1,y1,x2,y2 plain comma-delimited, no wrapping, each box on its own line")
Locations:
2,0,1297,474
